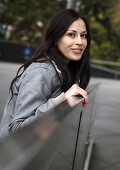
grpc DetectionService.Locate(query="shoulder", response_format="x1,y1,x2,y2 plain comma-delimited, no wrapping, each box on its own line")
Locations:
20,61,57,80
17,61,61,88
26,61,56,74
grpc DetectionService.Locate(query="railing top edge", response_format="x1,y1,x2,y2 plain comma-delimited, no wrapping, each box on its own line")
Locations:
86,83,100,95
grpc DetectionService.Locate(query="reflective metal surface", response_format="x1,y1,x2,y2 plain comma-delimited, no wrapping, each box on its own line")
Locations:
0,84,98,170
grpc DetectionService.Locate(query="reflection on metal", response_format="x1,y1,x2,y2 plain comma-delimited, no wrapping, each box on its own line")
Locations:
0,84,99,170
83,139,94,170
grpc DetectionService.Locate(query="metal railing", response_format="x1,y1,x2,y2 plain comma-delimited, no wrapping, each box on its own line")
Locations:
92,59,120,67
91,60,120,80
0,83,99,170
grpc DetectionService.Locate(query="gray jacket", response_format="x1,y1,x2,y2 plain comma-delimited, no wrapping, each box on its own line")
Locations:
0,61,66,140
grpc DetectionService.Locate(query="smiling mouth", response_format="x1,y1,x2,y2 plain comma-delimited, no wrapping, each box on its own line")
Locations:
71,49,83,54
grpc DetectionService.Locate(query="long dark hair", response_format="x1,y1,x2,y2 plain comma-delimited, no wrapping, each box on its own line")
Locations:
10,8,91,97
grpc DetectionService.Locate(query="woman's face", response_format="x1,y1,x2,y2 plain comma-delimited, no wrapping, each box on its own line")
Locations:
57,18,87,62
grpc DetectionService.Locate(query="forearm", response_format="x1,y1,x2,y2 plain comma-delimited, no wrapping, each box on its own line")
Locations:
9,93,66,133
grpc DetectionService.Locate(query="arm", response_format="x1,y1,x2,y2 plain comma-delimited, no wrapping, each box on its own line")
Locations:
9,67,62,133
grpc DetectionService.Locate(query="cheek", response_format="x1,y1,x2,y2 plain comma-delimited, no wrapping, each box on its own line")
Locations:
85,40,87,47
83,40,87,50
57,38,68,53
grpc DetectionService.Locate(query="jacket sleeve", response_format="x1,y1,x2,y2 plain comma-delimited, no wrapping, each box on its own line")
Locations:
9,67,62,133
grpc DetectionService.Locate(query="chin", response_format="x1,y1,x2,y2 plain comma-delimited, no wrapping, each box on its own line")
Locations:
72,56,82,61
65,54,82,61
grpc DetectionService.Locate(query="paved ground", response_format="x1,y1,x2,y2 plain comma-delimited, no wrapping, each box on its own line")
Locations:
0,62,120,170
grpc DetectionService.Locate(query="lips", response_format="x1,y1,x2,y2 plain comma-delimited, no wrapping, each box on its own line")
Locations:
71,48,83,54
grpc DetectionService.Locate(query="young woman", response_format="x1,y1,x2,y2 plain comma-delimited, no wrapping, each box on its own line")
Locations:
0,8,91,140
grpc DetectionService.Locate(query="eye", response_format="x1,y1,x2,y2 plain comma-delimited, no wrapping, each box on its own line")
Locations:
67,33,75,37
81,34,87,39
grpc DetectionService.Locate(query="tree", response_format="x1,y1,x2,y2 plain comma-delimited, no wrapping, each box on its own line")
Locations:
79,0,120,61
1,0,120,62
0,0,66,48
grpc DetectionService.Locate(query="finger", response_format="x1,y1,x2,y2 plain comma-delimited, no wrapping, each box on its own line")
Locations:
77,89,88,104
83,102,87,108
83,93,88,104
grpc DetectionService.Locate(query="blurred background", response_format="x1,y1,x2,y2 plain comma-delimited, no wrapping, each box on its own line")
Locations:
0,2,120,169
0,0,120,65
0,0,120,117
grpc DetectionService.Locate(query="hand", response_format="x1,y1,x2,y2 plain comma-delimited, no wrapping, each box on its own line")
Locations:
65,84,88,107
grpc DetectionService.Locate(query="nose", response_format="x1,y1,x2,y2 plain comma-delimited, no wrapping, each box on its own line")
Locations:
75,36,82,45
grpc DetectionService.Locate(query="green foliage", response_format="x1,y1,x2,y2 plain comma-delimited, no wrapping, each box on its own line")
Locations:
0,0,120,62
0,0,66,48
79,0,120,62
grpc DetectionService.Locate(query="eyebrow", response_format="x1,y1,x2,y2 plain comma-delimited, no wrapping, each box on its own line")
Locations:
81,31,87,33
67,30,87,33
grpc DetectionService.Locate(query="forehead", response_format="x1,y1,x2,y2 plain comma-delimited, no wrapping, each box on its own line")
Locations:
67,18,87,32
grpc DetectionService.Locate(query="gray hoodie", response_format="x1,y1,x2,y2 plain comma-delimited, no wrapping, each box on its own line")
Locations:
0,61,66,140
